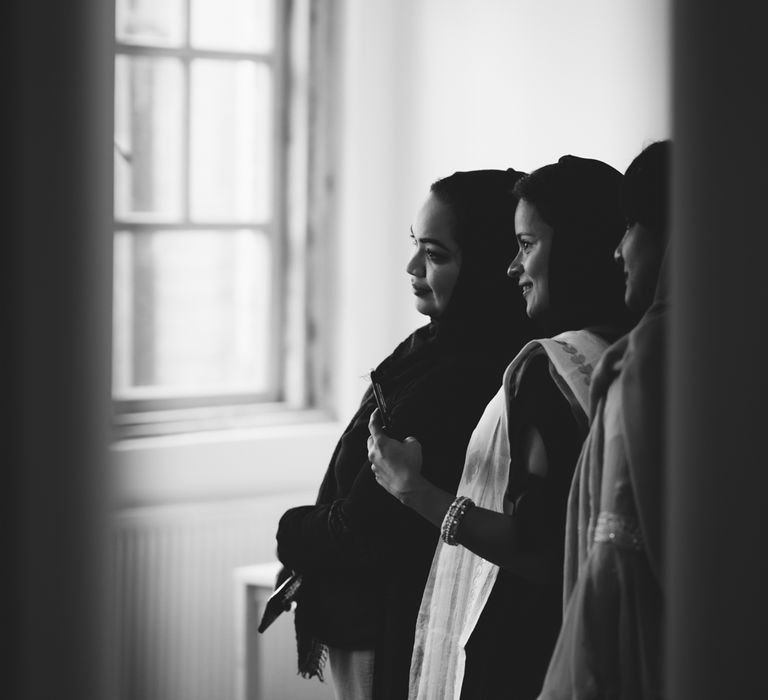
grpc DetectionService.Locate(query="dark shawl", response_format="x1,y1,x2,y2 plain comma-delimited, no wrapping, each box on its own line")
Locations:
275,169,536,693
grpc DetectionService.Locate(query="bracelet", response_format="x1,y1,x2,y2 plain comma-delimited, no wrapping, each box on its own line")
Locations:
440,496,475,546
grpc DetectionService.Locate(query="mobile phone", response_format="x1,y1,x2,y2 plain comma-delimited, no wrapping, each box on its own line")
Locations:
369,370,391,433
257,573,302,633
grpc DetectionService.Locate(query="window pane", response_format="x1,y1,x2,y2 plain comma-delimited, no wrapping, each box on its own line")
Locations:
190,60,272,223
115,56,184,220
116,0,185,47
190,0,274,52
113,230,273,396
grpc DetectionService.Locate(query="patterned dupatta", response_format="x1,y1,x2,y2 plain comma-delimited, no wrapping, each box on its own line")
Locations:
408,330,609,700
564,263,669,604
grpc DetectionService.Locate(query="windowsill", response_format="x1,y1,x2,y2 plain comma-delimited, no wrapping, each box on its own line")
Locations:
112,413,339,449
112,406,336,441
111,417,343,509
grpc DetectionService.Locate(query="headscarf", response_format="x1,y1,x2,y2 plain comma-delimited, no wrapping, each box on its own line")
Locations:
622,140,671,232
576,140,672,585
374,168,536,385
619,140,672,583
295,168,536,679
621,252,668,584
513,155,636,337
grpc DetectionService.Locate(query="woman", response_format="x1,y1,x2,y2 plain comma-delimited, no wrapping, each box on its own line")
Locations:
537,140,671,700
367,156,634,699
275,169,535,700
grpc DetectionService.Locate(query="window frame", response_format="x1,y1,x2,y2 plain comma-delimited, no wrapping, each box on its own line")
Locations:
112,0,337,439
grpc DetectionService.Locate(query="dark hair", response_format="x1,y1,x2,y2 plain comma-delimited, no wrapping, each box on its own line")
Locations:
427,168,535,348
430,167,523,252
513,155,634,334
622,140,671,235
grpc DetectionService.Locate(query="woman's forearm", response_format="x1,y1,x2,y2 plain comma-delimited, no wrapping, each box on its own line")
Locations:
367,414,559,583
397,476,454,528
396,477,558,583
456,506,558,583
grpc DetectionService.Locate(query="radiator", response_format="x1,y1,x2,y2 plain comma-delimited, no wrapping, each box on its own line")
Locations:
234,563,335,700
110,495,329,700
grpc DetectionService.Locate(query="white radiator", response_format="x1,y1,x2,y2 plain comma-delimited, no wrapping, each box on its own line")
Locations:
110,495,329,700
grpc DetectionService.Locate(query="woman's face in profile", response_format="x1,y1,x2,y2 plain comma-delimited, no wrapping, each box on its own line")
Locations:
508,199,553,319
407,194,462,320
614,221,665,314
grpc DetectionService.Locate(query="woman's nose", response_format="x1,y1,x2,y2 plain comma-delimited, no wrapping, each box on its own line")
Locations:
406,250,424,277
614,233,626,265
507,253,522,278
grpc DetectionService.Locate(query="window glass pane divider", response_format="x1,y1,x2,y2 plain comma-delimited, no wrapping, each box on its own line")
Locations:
303,0,339,415
269,0,290,404
182,58,190,223
115,42,275,65
115,391,276,409
181,0,191,224
114,222,273,232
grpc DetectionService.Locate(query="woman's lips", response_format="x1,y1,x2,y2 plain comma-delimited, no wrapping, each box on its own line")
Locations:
520,282,532,296
412,285,430,297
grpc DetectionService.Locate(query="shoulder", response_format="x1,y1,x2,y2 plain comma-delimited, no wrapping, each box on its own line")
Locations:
507,330,610,432
513,353,562,413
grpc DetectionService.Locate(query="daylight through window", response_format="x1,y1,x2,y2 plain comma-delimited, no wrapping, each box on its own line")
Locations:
112,0,327,436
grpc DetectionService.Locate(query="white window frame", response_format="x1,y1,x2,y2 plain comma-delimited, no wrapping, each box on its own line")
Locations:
112,0,338,439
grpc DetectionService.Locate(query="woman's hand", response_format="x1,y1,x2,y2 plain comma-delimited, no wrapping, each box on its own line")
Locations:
367,408,425,502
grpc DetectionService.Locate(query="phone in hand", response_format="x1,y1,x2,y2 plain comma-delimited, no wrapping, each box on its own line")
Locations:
257,573,302,633
369,369,392,434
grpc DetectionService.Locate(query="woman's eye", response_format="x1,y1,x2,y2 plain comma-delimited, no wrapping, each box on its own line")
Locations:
518,240,532,252
425,249,445,262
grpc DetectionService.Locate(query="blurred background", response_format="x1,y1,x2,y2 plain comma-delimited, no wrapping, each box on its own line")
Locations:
13,2,767,700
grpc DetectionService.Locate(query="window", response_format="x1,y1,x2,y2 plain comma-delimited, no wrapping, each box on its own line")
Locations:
113,0,334,437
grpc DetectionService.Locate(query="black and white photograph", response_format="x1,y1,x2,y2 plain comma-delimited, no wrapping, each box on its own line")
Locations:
6,1,767,699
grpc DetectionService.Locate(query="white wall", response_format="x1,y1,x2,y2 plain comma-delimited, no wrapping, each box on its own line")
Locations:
333,0,671,421
115,0,671,509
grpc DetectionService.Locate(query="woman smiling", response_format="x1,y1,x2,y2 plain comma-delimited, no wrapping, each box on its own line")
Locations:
368,156,633,700
537,140,672,700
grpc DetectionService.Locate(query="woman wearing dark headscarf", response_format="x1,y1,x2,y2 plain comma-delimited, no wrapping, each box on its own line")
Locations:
537,140,671,700
368,156,635,700
275,169,535,700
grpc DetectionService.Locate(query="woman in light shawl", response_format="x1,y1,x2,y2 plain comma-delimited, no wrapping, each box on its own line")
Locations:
537,139,671,700
368,156,635,699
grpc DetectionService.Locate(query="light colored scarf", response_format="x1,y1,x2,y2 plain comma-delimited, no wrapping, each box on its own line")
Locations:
564,259,669,601
409,330,610,700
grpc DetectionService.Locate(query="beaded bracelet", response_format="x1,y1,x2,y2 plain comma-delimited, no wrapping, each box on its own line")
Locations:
440,495,475,546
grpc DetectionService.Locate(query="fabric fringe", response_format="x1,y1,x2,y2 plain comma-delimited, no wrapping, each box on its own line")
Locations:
297,632,328,682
